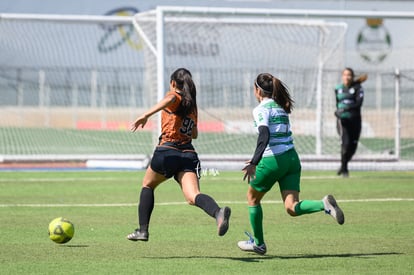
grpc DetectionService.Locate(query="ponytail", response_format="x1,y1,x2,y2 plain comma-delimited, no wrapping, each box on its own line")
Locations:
170,68,197,117
271,77,293,114
255,73,294,113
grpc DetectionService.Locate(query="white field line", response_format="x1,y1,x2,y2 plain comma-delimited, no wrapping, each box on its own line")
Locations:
0,198,413,208
0,177,125,182
0,175,343,183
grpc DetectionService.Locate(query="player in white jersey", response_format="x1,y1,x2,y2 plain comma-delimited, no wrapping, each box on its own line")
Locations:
237,73,345,255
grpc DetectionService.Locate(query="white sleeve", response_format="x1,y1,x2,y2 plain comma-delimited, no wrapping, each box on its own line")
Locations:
253,107,269,128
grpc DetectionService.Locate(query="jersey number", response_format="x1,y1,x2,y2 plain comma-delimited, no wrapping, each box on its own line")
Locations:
180,117,195,136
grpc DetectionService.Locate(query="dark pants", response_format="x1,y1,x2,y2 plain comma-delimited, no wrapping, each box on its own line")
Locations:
337,117,361,172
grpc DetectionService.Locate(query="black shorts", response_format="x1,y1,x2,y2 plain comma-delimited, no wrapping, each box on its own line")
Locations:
150,145,201,181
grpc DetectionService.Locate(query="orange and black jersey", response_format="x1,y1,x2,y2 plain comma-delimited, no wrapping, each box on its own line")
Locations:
159,90,197,146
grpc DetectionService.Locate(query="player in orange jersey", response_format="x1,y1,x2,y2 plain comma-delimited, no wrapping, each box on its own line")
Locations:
127,68,231,242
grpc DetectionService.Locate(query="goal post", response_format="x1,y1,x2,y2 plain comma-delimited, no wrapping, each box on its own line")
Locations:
0,9,349,166
133,6,348,162
1,7,412,170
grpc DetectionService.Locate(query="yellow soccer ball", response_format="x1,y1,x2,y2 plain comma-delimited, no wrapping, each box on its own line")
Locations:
48,217,75,244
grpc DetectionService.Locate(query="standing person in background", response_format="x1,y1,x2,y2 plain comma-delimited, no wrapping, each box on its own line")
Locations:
127,68,231,242
335,68,366,177
238,73,344,256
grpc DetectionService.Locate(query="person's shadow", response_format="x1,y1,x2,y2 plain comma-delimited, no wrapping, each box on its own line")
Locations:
143,252,402,263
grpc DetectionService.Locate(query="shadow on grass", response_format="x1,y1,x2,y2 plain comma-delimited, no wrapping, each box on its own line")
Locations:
143,252,402,262
62,244,90,248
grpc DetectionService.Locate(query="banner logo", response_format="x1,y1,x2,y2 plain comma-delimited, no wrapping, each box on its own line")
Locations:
98,7,143,53
356,18,392,64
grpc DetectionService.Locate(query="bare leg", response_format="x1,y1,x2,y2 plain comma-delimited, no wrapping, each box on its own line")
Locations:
177,171,230,236
281,189,326,217
176,171,200,205
281,190,300,216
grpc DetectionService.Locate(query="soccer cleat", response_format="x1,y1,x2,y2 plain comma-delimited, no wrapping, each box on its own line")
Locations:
253,243,267,255
237,232,267,255
127,228,149,242
337,167,349,178
216,206,231,236
323,195,345,225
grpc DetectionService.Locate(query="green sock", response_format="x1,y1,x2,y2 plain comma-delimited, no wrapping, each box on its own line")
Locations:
248,205,264,245
294,200,324,216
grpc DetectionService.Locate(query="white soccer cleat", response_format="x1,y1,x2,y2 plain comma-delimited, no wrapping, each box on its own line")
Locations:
237,232,267,255
323,195,345,225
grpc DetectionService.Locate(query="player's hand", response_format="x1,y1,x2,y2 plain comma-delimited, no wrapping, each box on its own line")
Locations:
242,161,256,183
131,114,148,132
334,109,344,118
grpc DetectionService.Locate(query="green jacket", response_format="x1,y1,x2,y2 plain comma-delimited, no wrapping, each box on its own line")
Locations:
334,82,364,119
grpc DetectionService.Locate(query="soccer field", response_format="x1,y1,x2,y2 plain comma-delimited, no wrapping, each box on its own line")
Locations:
2,127,414,158
0,170,413,274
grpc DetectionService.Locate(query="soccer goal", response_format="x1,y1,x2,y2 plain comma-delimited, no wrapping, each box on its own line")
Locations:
0,7,406,169
132,6,350,164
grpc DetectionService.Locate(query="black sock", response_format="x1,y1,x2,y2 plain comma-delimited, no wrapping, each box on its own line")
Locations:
341,158,348,172
138,187,154,232
194,193,220,218
341,150,348,172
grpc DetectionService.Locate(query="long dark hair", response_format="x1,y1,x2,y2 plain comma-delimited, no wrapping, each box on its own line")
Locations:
170,68,197,117
255,73,294,113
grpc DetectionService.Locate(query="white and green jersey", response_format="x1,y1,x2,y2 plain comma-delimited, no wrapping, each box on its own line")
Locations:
253,98,294,157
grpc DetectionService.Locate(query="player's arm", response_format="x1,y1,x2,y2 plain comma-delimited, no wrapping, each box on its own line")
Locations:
251,126,270,165
243,108,270,182
250,108,270,164
335,90,353,118
334,88,339,105
131,93,176,132
243,125,270,182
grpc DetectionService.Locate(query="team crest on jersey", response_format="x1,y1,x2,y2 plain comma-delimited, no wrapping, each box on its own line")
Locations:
349,88,355,94
337,89,343,93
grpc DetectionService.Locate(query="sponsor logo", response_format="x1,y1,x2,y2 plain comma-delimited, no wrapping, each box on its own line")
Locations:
356,18,392,64
98,7,143,53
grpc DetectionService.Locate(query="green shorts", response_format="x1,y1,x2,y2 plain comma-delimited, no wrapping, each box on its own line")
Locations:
250,149,301,193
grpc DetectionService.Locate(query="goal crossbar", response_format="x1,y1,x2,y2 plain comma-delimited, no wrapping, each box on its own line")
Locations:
155,6,414,19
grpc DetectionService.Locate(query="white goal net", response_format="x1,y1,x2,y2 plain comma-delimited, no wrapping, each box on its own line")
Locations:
132,7,349,164
6,7,403,169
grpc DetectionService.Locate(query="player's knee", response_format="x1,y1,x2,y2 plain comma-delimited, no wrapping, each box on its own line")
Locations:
185,194,197,205
142,179,156,189
247,195,261,206
185,196,196,205
141,183,154,191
